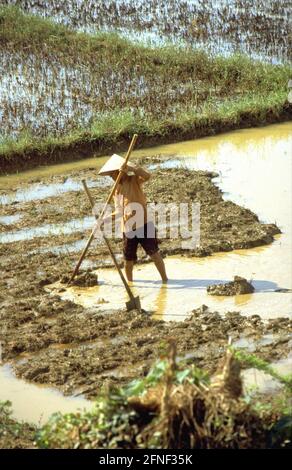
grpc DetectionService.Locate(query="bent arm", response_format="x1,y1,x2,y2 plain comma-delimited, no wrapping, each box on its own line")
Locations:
132,166,151,182
120,162,151,182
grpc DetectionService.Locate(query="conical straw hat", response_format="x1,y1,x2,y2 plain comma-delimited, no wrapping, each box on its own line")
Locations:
98,154,135,176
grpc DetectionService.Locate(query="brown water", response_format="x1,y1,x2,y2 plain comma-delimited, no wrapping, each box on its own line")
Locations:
0,365,93,425
1,122,291,424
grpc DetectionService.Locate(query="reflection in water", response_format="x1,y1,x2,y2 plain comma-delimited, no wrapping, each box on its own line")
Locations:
0,177,111,205
242,355,292,394
153,283,168,321
234,292,254,306
57,253,291,320
0,216,96,244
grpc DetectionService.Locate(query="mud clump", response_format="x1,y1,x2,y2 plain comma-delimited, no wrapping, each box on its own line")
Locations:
61,270,98,287
207,276,255,296
9,307,292,399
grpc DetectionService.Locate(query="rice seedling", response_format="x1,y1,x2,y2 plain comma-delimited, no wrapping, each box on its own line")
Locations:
0,6,291,171
2,0,291,63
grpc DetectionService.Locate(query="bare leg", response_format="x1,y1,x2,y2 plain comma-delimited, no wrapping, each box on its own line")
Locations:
150,252,168,282
125,260,134,282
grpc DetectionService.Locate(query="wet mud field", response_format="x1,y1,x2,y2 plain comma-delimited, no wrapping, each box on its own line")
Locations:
1,153,290,403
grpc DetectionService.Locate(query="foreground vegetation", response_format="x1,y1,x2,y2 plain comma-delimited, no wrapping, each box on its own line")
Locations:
0,401,36,449
35,346,292,449
0,6,291,172
2,344,290,449
36,345,292,449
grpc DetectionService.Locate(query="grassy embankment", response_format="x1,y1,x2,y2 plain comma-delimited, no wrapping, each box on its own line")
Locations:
0,6,291,173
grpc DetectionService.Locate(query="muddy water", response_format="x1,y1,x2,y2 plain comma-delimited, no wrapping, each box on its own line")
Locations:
1,122,291,424
242,354,292,394
0,365,93,425
0,214,22,225
0,216,95,244
58,123,292,320
0,177,111,206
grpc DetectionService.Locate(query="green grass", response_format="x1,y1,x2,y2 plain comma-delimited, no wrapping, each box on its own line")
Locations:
0,400,36,449
234,349,292,392
0,5,130,55
0,6,291,172
0,92,288,163
35,353,291,449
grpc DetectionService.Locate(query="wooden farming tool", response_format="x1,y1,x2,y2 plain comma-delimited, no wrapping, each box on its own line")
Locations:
82,180,141,313
68,134,138,285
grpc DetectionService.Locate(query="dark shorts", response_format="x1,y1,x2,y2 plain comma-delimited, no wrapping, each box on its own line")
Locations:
123,222,159,261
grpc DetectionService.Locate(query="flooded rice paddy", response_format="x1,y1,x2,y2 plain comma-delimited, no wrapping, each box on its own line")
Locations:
0,216,96,244
0,50,152,138
3,0,291,62
0,1,290,141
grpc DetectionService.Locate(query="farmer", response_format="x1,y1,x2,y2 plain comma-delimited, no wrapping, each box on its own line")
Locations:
98,154,168,283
